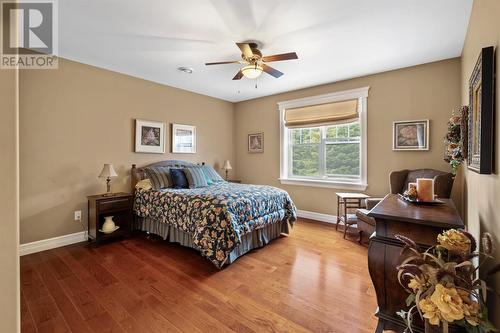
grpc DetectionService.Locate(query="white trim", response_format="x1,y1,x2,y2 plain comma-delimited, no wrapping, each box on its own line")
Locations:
280,178,368,190
277,87,370,109
19,231,87,256
278,87,370,188
297,209,337,224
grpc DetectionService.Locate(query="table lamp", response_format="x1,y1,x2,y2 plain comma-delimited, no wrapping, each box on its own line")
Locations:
222,160,232,181
98,164,118,195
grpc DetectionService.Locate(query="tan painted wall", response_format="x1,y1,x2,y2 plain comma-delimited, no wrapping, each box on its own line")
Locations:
460,0,500,326
235,59,462,216
20,58,235,244
0,68,20,330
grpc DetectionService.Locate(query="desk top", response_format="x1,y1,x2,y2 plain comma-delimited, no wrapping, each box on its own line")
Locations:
368,194,463,229
335,192,370,199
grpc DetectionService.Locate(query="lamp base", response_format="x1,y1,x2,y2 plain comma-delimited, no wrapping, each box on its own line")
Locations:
104,177,113,195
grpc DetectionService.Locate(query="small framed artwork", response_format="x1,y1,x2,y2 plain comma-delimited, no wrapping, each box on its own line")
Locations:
392,119,429,151
468,46,494,174
135,119,166,154
248,132,264,153
172,123,196,154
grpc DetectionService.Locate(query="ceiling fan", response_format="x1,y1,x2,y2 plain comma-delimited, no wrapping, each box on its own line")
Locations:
205,42,298,80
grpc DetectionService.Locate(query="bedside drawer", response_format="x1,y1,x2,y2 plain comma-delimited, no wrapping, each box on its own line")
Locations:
98,198,130,213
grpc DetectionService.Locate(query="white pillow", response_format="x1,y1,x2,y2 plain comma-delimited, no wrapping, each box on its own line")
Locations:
135,178,153,190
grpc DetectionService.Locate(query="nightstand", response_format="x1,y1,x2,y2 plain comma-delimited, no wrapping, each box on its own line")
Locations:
87,192,133,244
228,179,242,183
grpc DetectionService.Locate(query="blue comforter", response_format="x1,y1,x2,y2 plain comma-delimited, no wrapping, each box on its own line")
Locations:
134,182,297,268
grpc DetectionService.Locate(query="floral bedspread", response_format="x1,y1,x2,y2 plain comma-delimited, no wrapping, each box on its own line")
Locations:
133,182,297,268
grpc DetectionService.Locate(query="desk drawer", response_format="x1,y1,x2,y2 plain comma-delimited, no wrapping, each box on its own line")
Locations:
99,198,130,213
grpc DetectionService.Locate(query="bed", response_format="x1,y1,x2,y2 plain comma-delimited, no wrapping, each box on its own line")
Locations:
131,160,297,268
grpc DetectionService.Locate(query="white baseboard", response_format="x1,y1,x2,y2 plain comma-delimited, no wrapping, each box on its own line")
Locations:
19,231,87,256
297,209,337,224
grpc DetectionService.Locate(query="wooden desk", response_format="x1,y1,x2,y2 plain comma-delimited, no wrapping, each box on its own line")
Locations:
335,192,370,241
367,194,464,333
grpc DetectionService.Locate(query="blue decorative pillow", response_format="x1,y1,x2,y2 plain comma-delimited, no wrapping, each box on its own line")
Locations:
183,167,209,188
170,168,189,189
144,166,172,189
204,172,214,186
201,165,225,183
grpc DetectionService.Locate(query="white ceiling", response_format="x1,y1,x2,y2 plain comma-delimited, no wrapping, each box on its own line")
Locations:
59,0,473,102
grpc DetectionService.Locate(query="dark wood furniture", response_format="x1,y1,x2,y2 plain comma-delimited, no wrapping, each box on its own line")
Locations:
228,179,242,183
367,194,464,333
335,192,370,241
87,192,133,244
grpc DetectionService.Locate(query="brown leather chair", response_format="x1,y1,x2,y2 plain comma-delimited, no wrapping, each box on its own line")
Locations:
356,169,454,243
389,169,454,198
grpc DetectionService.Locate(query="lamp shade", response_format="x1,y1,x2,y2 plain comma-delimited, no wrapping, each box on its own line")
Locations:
241,64,263,79
98,164,118,178
222,160,232,170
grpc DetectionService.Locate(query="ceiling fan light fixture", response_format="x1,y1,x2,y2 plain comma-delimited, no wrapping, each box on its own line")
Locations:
241,64,263,79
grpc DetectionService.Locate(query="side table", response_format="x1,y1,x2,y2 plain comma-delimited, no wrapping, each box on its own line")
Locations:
335,192,370,241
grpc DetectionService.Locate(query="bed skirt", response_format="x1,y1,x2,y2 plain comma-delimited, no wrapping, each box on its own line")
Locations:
133,217,291,265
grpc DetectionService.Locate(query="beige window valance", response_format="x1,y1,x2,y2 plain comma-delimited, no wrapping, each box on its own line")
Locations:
284,99,359,127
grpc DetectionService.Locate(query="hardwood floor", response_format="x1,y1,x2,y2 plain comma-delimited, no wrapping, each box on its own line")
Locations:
21,219,378,333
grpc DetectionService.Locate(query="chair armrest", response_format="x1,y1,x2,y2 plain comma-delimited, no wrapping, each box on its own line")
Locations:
365,198,384,210
356,209,376,226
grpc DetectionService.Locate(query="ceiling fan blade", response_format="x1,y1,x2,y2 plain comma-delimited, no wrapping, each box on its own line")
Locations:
236,42,254,58
205,61,241,65
261,64,284,78
262,52,298,62
232,70,244,80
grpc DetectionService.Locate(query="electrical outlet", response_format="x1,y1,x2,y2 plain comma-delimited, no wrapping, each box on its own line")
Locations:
74,210,82,222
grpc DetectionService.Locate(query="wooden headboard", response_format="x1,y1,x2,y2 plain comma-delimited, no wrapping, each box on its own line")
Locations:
131,160,204,192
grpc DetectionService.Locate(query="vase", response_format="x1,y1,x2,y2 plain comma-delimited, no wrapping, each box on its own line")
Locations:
102,216,116,233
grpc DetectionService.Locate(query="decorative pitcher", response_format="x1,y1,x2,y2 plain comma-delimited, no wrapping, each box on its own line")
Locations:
102,216,116,233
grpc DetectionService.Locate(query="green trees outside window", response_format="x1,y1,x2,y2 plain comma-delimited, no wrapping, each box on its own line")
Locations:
290,121,360,179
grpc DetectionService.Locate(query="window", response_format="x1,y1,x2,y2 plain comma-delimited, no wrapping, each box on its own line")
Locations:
278,87,369,190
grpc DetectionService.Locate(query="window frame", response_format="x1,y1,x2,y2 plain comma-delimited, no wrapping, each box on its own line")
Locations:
278,87,369,190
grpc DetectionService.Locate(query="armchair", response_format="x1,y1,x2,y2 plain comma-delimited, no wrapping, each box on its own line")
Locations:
356,169,454,243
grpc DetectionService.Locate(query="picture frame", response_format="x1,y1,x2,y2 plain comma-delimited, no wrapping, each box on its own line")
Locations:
392,119,429,151
134,119,166,154
248,132,264,153
172,123,196,154
468,46,495,174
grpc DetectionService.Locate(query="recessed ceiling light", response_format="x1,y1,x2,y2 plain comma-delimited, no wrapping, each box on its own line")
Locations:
177,66,193,74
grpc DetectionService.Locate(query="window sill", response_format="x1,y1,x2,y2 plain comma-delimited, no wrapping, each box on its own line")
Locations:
279,177,368,190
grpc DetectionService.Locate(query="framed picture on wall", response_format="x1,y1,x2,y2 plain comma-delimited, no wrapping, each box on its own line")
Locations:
172,123,196,153
135,119,166,154
468,46,495,174
248,132,264,153
392,119,429,151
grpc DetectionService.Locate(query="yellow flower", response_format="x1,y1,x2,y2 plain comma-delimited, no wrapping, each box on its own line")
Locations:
430,284,464,322
419,298,441,326
437,229,471,253
408,278,422,292
458,289,480,326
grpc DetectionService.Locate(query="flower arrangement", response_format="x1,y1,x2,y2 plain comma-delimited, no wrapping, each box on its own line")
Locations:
396,229,499,333
444,106,468,175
